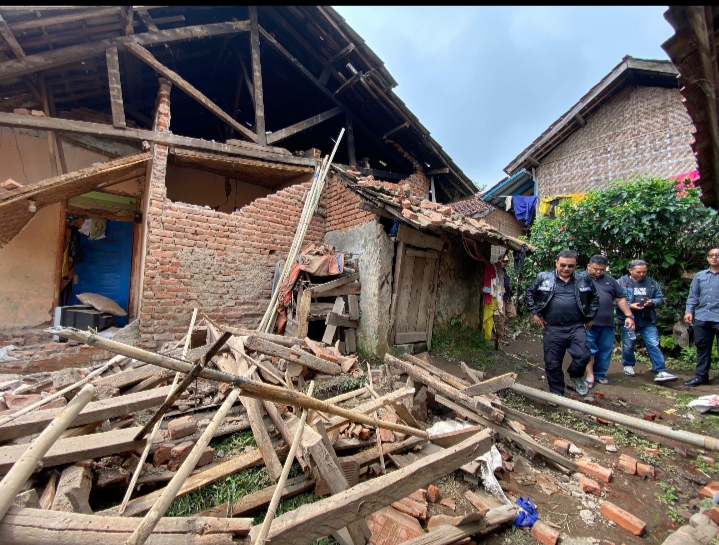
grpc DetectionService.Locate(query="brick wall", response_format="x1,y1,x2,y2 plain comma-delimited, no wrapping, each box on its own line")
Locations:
323,174,376,233
537,86,697,197
392,142,431,198
483,208,526,261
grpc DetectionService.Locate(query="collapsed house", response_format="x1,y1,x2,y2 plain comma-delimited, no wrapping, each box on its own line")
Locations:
0,6,528,369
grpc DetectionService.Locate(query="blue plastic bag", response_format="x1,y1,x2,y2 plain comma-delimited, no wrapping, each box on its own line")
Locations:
513,497,538,527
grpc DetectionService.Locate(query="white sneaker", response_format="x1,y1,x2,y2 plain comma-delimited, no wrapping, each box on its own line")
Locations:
655,371,678,383
623,366,636,376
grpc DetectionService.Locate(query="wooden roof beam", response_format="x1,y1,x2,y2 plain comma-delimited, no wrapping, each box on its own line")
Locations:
125,42,258,143
266,106,342,145
382,121,409,140
0,14,25,59
136,9,158,32
7,7,123,32
249,6,266,146
0,20,250,82
105,46,126,129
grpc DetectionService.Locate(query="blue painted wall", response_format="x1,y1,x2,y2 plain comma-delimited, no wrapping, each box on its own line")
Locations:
71,220,134,327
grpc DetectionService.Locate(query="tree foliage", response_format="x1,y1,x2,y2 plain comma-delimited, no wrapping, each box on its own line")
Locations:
522,177,719,326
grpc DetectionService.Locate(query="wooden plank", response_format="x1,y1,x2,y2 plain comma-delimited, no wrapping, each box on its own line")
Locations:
344,329,356,353
322,297,345,345
461,373,517,397
125,42,257,142
0,113,315,166
311,273,359,295
249,6,266,146
9,7,123,31
326,312,358,329
425,252,441,351
92,365,157,389
319,284,361,297
405,248,438,259
399,505,517,545
395,331,427,344
296,288,313,340
434,395,576,472
403,354,471,390
325,388,414,432
99,447,267,517
394,252,415,336
461,362,482,384
388,241,405,344
249,429,494,545
346,436,426,467
347,295,359,321
244,336,341,375
430,425,485,448
0,385,172,441
137,9,159,32
0,14,25,59
217,325,305,348
346,116,356,167
105,46,126,129
0,21,251,82
267,107,342,144
397,224,444,251
0,427,146,474
237,357,283,482
415,257,437,334
405,257,427,333
198,476,315,518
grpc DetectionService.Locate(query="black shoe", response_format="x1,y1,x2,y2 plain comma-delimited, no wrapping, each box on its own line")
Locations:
684,377,710,387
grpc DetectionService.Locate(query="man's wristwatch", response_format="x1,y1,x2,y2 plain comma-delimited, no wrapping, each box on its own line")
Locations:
624,316,634,320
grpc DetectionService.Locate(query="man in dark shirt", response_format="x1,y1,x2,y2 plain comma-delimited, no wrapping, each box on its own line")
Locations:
494,255,517,346
525,250,599,398
584,255,635,387
683,245,719,386
617,260,676,382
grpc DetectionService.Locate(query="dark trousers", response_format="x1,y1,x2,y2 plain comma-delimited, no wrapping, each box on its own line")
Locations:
694,320,719,380
543,323,591,395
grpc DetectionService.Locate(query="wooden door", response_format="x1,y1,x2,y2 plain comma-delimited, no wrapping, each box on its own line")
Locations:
390,243,440,346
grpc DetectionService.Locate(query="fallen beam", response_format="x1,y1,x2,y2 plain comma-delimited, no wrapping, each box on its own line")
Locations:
248,429,494,545
324,388,414,432
244,336,341,375
461,373,517,397
403,354,471,390
53,328,427,440
0,385,173,441
0,506,251,545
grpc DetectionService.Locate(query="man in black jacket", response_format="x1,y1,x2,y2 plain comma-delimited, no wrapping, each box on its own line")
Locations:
526,250,600,397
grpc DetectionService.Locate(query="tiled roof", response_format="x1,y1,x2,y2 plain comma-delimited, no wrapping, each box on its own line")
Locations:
448,195,494,216
332,166,534,252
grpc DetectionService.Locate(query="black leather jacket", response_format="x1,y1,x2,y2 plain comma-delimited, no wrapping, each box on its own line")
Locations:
525,270,599,321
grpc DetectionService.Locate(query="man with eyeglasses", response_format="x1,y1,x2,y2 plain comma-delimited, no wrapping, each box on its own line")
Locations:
526,250,599,398
494,255,517,346
683,245,719,386
617,260,676,382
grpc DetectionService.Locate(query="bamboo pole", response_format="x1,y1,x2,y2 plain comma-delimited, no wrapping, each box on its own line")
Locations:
258,128,344,333
52,328,428,440
117,309,198,515
0,383,95,520
124,366,253,545
255,382,315,545
0,355,124,428
367,363,385,474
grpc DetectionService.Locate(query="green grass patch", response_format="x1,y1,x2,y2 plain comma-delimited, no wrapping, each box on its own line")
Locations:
210,430,257,456
252,492,339,545
302,374,367,400
431,319,490,355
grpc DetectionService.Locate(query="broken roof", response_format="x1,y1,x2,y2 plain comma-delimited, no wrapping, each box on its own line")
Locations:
448,194,495,217
504,56,680,177
332,165,533,252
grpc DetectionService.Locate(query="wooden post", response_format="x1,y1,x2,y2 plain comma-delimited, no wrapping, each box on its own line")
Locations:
118,309,198,514
249,6,266,146
124,386,243,545
38,77,58,177
106,46,126,129
0,383,95,520
346,116,356,168
255,383,315,545
367,363,385,474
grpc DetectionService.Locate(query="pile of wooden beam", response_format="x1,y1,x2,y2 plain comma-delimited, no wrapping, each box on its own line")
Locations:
0,312,525,545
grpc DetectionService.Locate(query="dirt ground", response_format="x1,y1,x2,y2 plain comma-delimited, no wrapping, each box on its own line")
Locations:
423,330,719,545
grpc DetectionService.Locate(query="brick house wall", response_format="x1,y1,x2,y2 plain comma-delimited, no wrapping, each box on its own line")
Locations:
483,208,526,261
322,174,376,233
536,86,697,197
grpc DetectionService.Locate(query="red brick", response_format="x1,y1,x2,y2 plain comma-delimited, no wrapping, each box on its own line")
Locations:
701,456,716,466
153,443,175,467
464,490,490,516
167,416,197,440
580,476,601,495
599,436,615,446
636,463,654,479
4,394,43,411
196,447,214,467
402,208,418,221
618,454,637,475
427,484,440,503
427,515,453,532
440,497,456,511
407,489,427,503
645,447,659,456
553,439,570,455
366,506,424,545
577,459,613,483
530,520,560,545
420,201,439,210
391,497,427,520
705,506,719,525
600,501,646,536
699,481,719,499
167,441,193,471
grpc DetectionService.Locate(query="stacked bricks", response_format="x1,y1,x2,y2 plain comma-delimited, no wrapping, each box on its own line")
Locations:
535,85,696,199
0,342,112,374
138,79,325,347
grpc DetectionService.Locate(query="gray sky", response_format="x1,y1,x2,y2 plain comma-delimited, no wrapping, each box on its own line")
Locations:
334,6,675,191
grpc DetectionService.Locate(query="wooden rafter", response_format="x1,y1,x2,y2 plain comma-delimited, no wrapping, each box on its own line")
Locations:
249,6,267,146
124,42,258,142
0,21,251,82
0,14,25,59
266,106,341,144
7,7,122,32
105,46,126,129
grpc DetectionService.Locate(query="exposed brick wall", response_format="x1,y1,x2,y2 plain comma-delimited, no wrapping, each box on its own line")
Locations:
537,86,697,197
323,174,376,233
483,209,527,261
391,142,431,198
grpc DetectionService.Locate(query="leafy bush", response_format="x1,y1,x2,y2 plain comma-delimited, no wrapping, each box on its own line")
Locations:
521,177,719,328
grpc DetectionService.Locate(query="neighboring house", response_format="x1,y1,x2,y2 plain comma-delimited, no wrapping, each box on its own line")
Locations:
482,56,698,219
0,6,524,364
662,6,719,210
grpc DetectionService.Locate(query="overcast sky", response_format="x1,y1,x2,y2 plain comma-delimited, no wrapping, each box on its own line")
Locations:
334,6,675,191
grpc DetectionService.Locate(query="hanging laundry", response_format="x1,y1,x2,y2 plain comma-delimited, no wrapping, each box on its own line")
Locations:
513,244,528,270
505,195,512,211
89,218,107,240
512,196,537,226
538,195,571,217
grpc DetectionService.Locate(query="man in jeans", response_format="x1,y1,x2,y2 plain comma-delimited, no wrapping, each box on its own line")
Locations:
584,255,635,387
494,255,517,346
618,260,677,382
526,250,599,398
683,245,719,386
